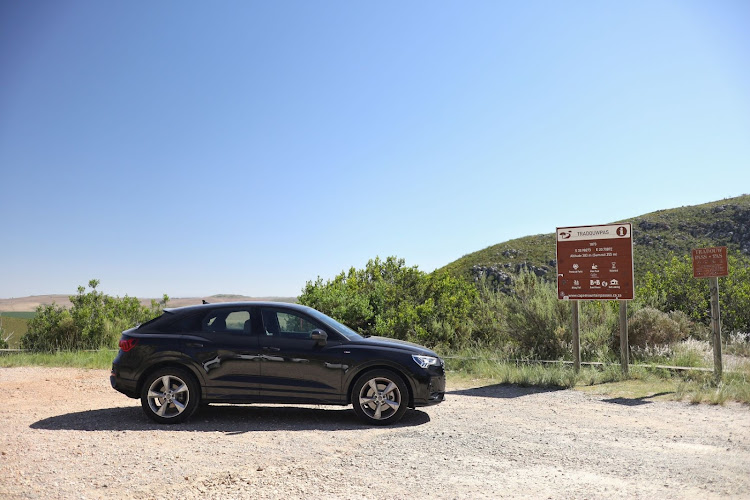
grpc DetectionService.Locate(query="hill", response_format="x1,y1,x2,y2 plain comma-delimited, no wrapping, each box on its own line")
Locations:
438,194,750,291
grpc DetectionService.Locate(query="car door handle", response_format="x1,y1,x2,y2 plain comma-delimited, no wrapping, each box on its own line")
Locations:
263,347,281,352
186,342,204,348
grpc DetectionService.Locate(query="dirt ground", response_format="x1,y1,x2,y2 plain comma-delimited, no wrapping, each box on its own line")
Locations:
1,367,748,499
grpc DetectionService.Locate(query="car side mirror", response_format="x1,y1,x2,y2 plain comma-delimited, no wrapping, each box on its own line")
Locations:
311,329,327,346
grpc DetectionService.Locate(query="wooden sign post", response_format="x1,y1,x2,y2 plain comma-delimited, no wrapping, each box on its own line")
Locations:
691,246,728,381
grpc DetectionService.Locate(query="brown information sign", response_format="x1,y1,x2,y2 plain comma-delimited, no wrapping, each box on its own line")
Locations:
692,246,728,278
556,223,634,300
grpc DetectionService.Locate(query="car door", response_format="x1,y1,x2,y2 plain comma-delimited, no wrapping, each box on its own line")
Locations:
256,306,345,403
180,306,261,400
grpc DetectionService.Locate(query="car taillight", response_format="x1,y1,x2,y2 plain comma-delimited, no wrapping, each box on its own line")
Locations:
119,338,138,352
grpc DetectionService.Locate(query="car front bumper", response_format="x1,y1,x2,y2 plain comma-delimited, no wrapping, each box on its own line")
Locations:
412,369,446,407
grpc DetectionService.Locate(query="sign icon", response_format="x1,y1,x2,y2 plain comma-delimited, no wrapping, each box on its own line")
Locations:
559,231,571,239
573,264,579,270
591,264,598,271
616,226,628,237
610,279,619,286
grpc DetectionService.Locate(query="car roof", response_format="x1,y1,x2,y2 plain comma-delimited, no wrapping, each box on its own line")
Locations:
163,301,309,315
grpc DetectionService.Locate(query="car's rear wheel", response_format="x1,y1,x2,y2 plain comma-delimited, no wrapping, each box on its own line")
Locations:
140,367,200,424
352,369,408,425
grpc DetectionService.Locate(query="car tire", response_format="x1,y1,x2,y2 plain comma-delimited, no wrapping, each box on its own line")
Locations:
140,367,200,424
351,369,408,425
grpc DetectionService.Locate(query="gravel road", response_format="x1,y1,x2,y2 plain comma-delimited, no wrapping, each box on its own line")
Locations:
1,367,748,499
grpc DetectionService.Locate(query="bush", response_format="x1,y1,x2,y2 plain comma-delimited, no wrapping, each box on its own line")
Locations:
579,301,619,362
299,257,479,349
504,272,570,359
22,280,169,352
637,253,750,333
471,277,510,347
627,307,690,348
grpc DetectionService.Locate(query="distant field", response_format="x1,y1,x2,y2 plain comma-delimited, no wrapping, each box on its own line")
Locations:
0,312,36,319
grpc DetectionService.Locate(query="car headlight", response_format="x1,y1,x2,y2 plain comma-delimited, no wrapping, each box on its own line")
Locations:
412,354,441,369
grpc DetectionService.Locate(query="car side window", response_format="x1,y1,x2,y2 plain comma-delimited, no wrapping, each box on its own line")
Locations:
261,309,318,339
202,309,252,334
162,312,203,333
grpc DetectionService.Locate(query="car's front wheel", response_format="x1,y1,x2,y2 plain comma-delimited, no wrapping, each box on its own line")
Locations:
140,367,200,424
352,369,408,425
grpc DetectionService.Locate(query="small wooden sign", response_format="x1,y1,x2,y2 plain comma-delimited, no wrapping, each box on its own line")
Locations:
692,246,728,278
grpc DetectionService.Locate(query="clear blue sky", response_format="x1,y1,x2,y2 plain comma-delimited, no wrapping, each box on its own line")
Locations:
1,1,749,299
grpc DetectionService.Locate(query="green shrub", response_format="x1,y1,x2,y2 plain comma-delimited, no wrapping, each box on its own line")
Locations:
504,273,570,359
470,278,509,347
300,257,480,349
627,307,690,348
579,301,619,362
637,253,750,333
21,279,168,352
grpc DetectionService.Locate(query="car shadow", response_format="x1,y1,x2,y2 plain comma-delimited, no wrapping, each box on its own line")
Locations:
447,383,564,399
30,404,431,433
601,392,675,407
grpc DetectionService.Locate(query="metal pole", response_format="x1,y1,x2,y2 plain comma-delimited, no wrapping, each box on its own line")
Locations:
619,300,629,375
571,301,580,373
710,276,722,381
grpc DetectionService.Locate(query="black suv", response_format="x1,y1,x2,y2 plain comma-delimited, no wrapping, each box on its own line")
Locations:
111,302,445,425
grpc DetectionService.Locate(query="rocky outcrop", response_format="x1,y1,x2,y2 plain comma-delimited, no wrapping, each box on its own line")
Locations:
471,260,554,293
707,206,750,255
637,204,750,256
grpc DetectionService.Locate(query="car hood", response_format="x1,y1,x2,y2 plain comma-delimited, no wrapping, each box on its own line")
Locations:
351,336,439,357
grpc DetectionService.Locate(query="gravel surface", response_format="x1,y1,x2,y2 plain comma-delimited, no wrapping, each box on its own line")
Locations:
1,367,748,499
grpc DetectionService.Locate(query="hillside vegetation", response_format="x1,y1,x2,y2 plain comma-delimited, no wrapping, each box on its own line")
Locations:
438,194,750,290
299,195,749,377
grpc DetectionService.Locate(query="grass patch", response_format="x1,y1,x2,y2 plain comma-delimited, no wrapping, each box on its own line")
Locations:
0,349,115,369
673,370,750,405
444,351,750,405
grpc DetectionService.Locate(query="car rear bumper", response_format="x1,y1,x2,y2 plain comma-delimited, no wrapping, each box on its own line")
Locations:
110,367,139,399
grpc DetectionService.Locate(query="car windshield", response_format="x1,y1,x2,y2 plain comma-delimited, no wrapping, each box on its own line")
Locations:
305,308,364,340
